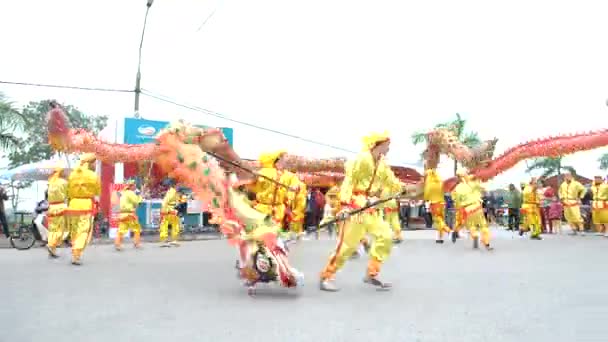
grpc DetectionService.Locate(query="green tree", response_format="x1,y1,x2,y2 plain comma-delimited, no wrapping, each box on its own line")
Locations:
599,153,608,170
7,100,108,168
411,113,482,175
0,92,26,153
525,157,576,190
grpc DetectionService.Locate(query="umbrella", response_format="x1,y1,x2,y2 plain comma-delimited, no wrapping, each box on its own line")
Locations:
0,158,76,182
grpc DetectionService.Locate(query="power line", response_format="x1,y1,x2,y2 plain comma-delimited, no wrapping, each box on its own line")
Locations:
0,80,134,93
140,89,358,154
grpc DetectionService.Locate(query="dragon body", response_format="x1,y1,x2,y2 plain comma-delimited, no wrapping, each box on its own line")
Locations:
47,107,608,219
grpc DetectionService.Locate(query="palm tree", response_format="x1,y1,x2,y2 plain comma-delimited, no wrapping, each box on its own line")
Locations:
525,157,576,191
599,153,608,170
0,92,25,152
411,113,482,175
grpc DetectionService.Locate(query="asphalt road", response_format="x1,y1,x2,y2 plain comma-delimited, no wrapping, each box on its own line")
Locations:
2,229,607,342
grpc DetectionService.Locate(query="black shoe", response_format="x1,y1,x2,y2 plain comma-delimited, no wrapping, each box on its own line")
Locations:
485,243,494,251
531,235,542,240
473,236,479,249
451,231,458,244
519,230,524,237
435,239,444,244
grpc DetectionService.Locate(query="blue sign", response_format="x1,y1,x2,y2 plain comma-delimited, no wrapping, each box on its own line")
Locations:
124,118,234,146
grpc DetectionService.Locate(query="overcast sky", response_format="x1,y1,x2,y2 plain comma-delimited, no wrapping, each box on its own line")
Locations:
1,0,607,195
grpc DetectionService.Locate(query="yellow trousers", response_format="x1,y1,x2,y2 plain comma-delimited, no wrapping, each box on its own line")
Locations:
592,209,608,225
522,204,542,237
47,213,66,249
160,213,180,242
69,214,93,260
115,213,141,247
290,221,304,234
321,211,392,280
564,205,583,224
459,204,490,245
430,202,452,239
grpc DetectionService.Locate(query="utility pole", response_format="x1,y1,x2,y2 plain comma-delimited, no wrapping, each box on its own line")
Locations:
134,0,154,118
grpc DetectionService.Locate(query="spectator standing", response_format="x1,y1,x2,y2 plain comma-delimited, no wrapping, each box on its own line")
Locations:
0,186,9,237
506,184,522,231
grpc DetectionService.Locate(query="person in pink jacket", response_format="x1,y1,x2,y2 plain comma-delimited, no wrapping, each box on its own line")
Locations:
547,196,563,234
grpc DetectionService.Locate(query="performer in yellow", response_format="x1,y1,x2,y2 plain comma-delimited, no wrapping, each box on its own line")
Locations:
424,168,452,244
451,169,492,250
287,176,307,237
320,132,403,292
558,172,586,235
160,180,181,247
591,175,608,236
46,165,68,258
251,150,291,225
115,179,143,250
321,183,341,237
66,153,100,265
520,178,542,240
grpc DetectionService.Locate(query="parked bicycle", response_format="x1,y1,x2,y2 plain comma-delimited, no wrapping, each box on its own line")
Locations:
9,211,37,250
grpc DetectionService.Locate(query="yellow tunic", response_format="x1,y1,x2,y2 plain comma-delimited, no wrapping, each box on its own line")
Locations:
161,187,178,214
47,174,68,248
558,180,585,224
591,182,608,224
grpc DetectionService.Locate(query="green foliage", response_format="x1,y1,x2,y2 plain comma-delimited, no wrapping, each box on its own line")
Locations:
7,99,108,168
599,153,608,171
0,92,26,153
525,157,576,179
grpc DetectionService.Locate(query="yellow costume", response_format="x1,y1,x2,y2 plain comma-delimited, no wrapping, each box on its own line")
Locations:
287,175,307,235
521,182,542,239
451,171,491,249
46,166,68,257
251,150,290,224
591,178,608,231
424,168,451,242
66,153,100,265
115,180,143,250
160,186,180,245
558,178,585,231
320,132,403,290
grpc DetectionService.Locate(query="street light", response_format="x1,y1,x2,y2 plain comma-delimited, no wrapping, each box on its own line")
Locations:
134,0,154,118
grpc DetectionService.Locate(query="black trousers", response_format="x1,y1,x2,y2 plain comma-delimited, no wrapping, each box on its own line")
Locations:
0,212,9,236
508,208,520,230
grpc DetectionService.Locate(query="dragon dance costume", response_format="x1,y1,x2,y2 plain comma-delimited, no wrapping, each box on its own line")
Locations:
558,174,586,234
424,168,452,243
160,184,181,246
66,153,101,265
451,170,492,250
320,132,403,291
521,179,542,240
591,176,608,235
46,166,68,258
115,180,143,250
381,188,403,242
